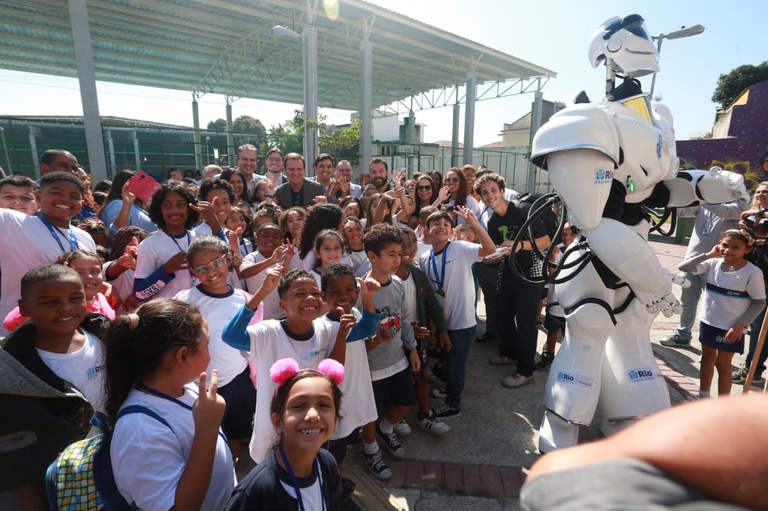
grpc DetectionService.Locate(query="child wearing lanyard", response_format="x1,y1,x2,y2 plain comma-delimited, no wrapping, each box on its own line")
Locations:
225,358,344,511
106,299,234,511
418,208,496,419
0,172,96,335
133,181,222,301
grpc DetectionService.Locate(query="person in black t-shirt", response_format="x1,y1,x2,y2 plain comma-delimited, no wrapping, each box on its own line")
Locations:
478,173,550,389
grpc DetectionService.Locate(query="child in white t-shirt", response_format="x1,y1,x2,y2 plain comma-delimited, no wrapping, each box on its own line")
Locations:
0,172,97,334
240,223,299,320
133,181,221,301
175,235,256,460
1,264,107,510
678,229,766,397
222,268,352,462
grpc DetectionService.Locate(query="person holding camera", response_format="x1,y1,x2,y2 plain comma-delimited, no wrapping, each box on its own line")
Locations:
661,188,751,348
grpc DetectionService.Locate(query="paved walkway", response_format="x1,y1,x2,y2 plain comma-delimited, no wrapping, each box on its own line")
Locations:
343,238,760,509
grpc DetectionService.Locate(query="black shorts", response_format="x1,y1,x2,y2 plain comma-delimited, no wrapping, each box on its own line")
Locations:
217,366,257,440
699,322,744,354
372,367,416,417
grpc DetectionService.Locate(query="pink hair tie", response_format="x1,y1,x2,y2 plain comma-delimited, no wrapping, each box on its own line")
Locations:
269,358,345,388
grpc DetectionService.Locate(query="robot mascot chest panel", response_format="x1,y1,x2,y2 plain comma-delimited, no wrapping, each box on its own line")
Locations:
531,98,677,229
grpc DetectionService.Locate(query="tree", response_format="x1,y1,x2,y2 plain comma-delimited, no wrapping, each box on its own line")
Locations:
320,120,361,158
207,118,227,132
712,61,768,109
230,115,267,148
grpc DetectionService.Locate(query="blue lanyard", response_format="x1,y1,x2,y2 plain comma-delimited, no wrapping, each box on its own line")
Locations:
37,214,78,253
137,383,228,444
429,242,449,293
165,230,190,252
278,445,325,511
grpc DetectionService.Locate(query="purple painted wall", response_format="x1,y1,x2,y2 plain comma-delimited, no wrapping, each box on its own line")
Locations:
676,80,768,191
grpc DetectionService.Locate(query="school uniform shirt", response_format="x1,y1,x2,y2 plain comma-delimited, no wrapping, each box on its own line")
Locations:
0,209,96,335
35,330,106,413
317,309,378,439
688,259,766,331
133,229,195,301
418,240,482,331
246,319,341,463
174,285,251,387
112,386,235,511
365,276,416,381
449,195,481,224
241,250,302,320
226,449,341,511
348,249,369,277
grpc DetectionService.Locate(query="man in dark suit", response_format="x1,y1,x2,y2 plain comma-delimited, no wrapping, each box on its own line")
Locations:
274,153,326,209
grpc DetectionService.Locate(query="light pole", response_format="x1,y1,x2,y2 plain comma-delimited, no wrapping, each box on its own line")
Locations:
205,136,211,165
273,24,318,169
650,24,705,98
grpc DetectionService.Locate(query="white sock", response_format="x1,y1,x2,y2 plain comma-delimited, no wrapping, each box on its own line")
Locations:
699,390,711,398
363,441,379,455
379,419,395,434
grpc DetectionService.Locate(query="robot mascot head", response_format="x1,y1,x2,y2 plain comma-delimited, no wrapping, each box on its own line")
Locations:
588,14,658,78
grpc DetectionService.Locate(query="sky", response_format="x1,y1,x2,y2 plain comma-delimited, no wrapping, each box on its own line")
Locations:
0,0,765,147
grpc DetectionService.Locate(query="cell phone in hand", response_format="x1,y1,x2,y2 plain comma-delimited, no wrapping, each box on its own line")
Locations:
125,171,161,204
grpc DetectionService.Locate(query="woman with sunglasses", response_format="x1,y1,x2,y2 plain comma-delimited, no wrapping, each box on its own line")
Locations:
415,175,438,216
432,167,480,223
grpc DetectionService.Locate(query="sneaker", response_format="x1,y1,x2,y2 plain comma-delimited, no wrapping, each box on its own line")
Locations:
489,355,516,366
376,425,406,458
732,367,747,384
418,414,450,435
364,449,392,480
502,372,536,388
430,386,447,398
341,477,357,497
660,334,691,347
393,418,411,436
535,352,555,370
430,402,461,418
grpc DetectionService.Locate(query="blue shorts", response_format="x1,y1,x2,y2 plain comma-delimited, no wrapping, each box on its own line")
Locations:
372,367,416,417
218,366,257,440
699,322,744,354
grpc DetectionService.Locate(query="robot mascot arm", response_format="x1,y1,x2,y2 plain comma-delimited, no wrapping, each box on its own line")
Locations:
545,149,681,316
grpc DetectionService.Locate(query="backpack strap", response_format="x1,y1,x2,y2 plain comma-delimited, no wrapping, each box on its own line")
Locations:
117,405,172,430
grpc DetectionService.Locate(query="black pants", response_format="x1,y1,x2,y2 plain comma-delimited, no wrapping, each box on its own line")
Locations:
476,261,501,334
496,269,539,376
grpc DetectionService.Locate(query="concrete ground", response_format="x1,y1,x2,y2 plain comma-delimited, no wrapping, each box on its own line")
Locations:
3,239,763,510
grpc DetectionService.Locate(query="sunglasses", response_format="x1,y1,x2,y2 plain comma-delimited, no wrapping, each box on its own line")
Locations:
417,185,432,191
193,254,228,276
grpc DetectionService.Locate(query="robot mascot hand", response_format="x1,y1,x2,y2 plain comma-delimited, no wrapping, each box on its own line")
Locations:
528,14,748,452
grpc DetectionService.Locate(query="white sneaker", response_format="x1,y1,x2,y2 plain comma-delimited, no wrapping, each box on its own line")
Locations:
394,417,412,436
501,372,535,388
418,414,450,435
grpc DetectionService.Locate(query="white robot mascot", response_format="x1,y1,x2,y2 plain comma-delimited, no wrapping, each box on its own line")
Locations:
529,14,747,452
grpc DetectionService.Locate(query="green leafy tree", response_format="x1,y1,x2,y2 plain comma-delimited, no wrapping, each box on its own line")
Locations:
712,61,768,109
320,120,361,158
232,115,267,147
206,118,227,132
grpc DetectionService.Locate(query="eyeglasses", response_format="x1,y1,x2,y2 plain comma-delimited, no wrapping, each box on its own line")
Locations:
267,157,283,163
444,178,459,183
417,185,432,191
193,254,228,275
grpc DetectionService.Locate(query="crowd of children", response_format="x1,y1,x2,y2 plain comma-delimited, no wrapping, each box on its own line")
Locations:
2,153,766,510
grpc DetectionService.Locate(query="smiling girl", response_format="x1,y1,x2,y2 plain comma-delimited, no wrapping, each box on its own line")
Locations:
678,229,766,397
226,358,344,510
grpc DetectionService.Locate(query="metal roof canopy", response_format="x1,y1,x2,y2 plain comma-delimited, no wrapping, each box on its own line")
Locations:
0,0,556,180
